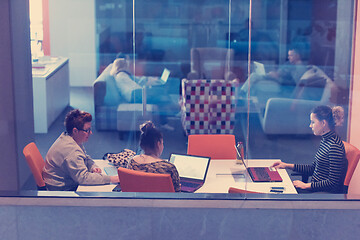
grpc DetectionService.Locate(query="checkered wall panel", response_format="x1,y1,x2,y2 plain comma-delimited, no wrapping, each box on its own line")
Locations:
180,79,236,135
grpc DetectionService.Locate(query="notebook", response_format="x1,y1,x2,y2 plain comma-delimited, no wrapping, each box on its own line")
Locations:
169,153,211,192
253,61,266,75
234,145,282,182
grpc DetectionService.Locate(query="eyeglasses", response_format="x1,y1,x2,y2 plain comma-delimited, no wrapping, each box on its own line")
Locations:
78,128,92,133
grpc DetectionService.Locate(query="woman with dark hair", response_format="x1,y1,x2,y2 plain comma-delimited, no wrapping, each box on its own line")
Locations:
272,105,347,193
43,109,119,191
127,121,181,192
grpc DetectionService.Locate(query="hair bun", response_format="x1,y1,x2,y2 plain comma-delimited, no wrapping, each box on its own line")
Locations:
140,121,155,134
332,106,344,127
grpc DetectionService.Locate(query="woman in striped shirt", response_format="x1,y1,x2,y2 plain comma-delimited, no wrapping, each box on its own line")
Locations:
272,105,347,193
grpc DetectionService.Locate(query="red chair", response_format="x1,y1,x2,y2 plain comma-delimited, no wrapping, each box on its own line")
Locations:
293,141,360,193
117,167,175,192
343,142,360,190
187,134,237,159
23,142,46,190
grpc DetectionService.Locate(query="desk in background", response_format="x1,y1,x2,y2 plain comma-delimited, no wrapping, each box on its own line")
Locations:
32,57,69,133
77,159,297,194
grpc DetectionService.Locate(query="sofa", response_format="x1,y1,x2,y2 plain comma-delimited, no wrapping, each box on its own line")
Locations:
93,62,180,131
253,65,338,135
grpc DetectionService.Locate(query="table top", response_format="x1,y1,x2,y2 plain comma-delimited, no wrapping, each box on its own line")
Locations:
32,56,68,77
76,159,297,194
196,159,297,194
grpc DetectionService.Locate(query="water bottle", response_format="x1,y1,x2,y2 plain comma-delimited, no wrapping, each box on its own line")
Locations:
236,142,244,164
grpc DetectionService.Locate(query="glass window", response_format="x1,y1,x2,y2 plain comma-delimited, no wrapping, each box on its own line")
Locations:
21,0,356,197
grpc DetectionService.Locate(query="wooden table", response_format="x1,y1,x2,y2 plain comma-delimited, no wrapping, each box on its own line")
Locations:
76,159,297,194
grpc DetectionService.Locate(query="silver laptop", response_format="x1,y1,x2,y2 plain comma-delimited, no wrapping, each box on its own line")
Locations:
169,153,211,192
159,68,170,84
253,61,266,75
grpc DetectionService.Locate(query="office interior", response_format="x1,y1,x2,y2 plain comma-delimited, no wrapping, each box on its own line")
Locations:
28,0,358,188
4,0,360,196
2,0,360,239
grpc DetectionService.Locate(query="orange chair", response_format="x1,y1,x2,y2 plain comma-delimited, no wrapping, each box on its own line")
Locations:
117,167,175,192
343,141,360,189
228,187,260,194
187,134,237,159
23,142,46,190
348,162,360,196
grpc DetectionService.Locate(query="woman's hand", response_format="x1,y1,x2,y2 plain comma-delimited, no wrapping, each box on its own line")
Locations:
293,180,311,189
271,161,294,170
91,167,102,173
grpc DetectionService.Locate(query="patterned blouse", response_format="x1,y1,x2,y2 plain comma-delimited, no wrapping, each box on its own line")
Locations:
127,158,181,192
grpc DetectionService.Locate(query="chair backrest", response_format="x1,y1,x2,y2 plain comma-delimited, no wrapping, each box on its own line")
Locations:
343,141,360,186
23,142,46,188
189,47,235,80
228,187,260,194
180,79,236,135
117,167,175,192
348,159,360,195
187,134,236,160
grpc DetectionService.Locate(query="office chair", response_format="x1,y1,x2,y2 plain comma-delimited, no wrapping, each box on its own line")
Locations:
347,160,360,195
117,167,175,192
228,187,260,194
23,142,47,190
343,142,360,191
187,47,236,81
187,134,237,159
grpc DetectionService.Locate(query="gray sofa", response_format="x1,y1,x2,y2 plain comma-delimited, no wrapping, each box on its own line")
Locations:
93,62,180,131
253,65,338,135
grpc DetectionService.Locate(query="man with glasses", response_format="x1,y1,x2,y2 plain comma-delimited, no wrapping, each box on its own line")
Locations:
43,109,119,191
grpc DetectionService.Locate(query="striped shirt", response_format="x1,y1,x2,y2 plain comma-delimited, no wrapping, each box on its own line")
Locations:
294,131,347,193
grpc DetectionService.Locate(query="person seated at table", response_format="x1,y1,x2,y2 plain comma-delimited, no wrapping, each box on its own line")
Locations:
127,121,181,192
43,109,119,191
272,105,347,193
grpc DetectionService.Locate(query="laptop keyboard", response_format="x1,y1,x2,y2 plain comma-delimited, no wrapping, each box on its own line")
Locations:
251,167,271,181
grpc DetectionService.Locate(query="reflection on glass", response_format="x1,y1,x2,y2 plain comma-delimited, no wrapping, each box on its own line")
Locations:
28,0,354,198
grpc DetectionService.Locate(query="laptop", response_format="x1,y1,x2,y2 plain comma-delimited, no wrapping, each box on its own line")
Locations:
253,61,266,75
234,145,282,182
139,68,170,86
169,153,211,192
159,68,170,84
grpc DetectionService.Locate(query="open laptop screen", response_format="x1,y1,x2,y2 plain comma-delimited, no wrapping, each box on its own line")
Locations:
253,61,266,75
160,68,170,83
169,153,210,180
